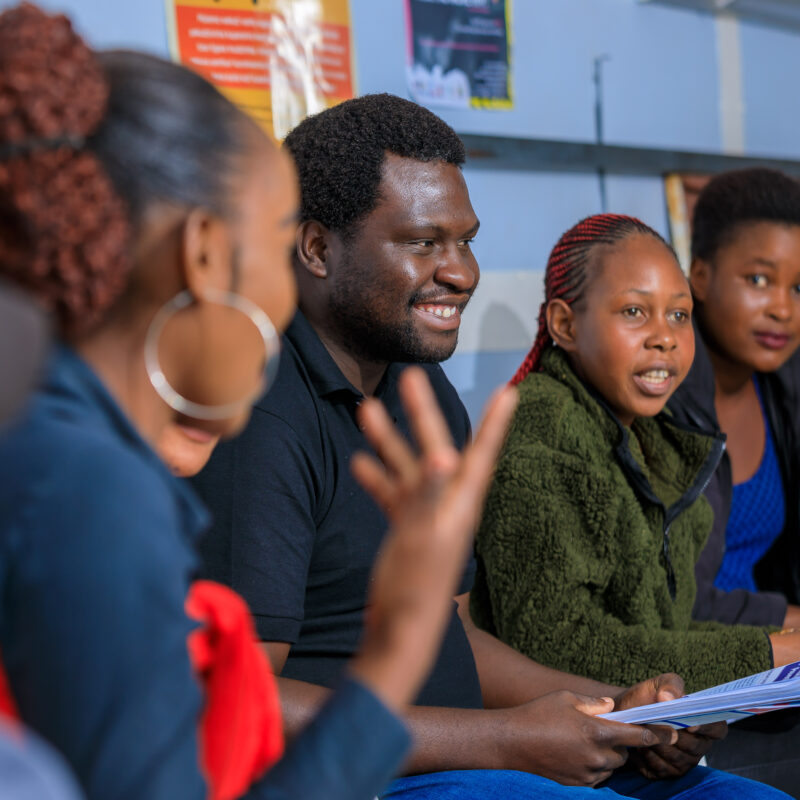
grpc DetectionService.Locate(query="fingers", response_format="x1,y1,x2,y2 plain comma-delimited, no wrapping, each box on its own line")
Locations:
653,672,684,702
355,396,418,484
616,672,685,711
397,367,456,465
670,729,715,758
598,718,677,749
351,451,394,510
573,695,615,716
686,721,727,741
636,748,685,780
454,386,517,511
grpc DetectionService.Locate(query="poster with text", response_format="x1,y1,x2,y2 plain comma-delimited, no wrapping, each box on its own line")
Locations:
404,0,512,110
166,0,355,140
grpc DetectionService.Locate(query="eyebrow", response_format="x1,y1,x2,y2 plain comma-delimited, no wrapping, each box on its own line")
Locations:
743,257,778,269
613,289,691,300
405,219,481,237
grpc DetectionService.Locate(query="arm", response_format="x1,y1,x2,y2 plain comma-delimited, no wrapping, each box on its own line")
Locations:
5,460,207,800
456,593,620,707
692,473,788,627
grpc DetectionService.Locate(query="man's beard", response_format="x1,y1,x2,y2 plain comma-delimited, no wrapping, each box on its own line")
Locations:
328,284,459,365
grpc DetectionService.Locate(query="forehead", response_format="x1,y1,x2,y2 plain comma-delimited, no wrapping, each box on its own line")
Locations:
368,153,477,230
717,220,800,263
590,235,687,296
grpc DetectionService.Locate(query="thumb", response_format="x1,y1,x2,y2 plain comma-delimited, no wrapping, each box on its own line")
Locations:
574,695,615,716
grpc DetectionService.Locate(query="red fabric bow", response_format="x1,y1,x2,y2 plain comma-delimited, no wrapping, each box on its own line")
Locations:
186,580,285,800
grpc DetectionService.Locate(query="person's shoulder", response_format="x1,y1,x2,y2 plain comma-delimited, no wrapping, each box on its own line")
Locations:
513,369,576,440
254,331,315,415
774,346,800,400
0,402,178,538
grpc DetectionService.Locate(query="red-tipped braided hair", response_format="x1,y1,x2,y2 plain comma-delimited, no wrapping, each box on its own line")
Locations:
510,213,672,385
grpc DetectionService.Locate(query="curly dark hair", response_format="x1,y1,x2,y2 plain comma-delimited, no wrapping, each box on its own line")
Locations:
0,2,129,337
0,3,252,337
692,167,800,262
283,93,465,238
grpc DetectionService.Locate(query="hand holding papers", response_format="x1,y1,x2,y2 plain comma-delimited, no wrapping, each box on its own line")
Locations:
601,661,800,729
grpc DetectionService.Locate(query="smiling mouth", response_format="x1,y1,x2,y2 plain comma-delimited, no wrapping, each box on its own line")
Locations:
632,368,676,396
412,302,463,330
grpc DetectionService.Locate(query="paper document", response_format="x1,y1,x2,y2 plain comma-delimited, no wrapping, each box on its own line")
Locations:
601,661,800,729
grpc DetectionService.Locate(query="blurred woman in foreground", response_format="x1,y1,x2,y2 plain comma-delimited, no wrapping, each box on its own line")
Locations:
0,5,515,799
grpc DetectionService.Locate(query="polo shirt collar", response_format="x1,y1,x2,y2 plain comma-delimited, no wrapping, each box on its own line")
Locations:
44,344,210,542
284,310,406,401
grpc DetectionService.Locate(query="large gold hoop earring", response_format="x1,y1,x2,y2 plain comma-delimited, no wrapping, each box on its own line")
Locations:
144,289,280,420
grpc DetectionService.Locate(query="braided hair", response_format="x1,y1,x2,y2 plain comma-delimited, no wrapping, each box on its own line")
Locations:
510,214,674,385
0,3,254,338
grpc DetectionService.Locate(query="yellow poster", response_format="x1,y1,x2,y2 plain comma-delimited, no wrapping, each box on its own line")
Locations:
166,0,355,139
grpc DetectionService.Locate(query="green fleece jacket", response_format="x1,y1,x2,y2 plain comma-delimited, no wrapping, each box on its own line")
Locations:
471,347,773,693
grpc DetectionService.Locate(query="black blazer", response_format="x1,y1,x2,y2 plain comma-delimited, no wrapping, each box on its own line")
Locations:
668,320,800,626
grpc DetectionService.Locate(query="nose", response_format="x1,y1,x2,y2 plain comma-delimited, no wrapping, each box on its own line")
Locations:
646,317,677,352
434,245,479,294
767,287,794,322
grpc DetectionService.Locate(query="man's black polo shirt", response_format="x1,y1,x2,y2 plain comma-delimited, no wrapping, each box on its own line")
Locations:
193,310,483,709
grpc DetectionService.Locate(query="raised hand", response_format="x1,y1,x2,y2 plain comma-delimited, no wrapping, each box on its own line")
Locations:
348,367,517,711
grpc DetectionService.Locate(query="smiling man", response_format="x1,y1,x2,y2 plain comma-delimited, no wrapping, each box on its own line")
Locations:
191,95,780,800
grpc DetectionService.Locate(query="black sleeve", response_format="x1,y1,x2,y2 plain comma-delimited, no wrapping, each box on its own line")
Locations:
692,470,787,627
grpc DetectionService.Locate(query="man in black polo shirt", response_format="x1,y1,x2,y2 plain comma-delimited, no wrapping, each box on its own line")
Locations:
193,95,741,799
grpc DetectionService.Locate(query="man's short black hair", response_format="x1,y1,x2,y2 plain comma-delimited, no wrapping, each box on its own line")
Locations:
283,93,466,239
692,167,800,261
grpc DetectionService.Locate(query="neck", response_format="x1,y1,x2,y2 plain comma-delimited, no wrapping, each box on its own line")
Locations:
705,342,754,398
73,318,172,448
313,325,388,396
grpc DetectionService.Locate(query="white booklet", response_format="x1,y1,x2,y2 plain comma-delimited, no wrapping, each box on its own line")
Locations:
600,660,800,729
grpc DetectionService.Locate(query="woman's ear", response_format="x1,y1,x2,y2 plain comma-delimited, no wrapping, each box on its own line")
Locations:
689,257,711,303
546,299,578,352
296,220,331,279
180,207,234,297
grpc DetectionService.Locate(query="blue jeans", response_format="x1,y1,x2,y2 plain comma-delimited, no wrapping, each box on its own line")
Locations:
382,766,792,799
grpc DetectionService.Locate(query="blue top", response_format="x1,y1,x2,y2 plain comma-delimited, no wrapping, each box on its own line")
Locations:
193,310,482,709
0,720,84,800
0,345,409,800
714,382,786,594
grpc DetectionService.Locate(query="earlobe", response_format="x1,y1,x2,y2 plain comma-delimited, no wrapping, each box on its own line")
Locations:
296,221,330,279
546,299,578,352
181,208,233,297
689,258,711,302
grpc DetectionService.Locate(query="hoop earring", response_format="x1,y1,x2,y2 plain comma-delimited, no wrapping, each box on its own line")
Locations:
144,289,280,420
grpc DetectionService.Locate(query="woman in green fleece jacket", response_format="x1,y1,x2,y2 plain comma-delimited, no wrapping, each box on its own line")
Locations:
471,213,800,695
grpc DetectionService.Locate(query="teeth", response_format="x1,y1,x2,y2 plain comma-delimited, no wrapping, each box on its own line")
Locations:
640,369,669,382
421,305,455,319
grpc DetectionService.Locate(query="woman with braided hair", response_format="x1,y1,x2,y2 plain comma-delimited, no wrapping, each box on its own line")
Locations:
0,4,517,800
470,214,800,777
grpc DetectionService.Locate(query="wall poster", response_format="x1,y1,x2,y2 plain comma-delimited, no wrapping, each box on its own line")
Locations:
404,0,513,110
166,0,355,140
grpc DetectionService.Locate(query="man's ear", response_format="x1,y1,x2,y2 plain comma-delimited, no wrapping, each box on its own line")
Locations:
180,207,234,297
296,220,331,279
546,299,578,352
689,257,711,302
